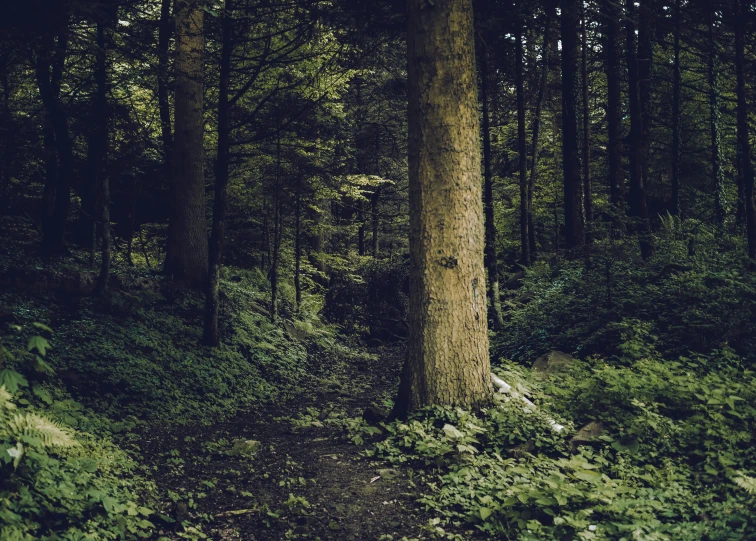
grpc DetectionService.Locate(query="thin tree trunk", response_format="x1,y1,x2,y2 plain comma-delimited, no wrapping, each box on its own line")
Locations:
581,2,592,238
480,41,504,330
358,199,366,256
708,2,725,226
560,0,585,249
735,0,756,257
94,19,112,295
294,189,302,310
371,187,380,257
165,0,209,286
203,0,233,346
270,117,283,323
528,6,553,261
158,0,173,166
603,0,624,211
626,0,654,258
515,23,529,266
394,0,492,418
671,0,681,216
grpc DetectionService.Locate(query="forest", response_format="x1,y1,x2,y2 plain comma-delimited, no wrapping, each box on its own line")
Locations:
1,0,756,539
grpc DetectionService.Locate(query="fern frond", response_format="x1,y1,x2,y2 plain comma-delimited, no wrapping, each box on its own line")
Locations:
7,412,77,448
732,472,756,495
0,386,15,410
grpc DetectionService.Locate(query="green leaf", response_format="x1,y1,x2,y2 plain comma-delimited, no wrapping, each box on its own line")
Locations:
442,424,464,440
611,437,639,455
479,507,492,521
27,336,50,356
32,322,53,333
0,369,28,393
32,384,53,405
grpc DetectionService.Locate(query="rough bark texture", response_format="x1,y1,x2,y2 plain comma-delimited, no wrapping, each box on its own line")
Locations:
35,29,73,258
671,0,681,216
528,6,553,261
165,0,209,287
158,0,174,164
625,0,654,259
93,21,111,295
394,0,492,417
479,42,504,330
708,3,725,226
515,23,529,265
602,0,624,210
560,0,585,248
581,3,592,236
203,0,233,346
735,0,756,257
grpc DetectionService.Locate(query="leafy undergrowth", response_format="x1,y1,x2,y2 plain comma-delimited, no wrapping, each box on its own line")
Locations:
361,351,756,540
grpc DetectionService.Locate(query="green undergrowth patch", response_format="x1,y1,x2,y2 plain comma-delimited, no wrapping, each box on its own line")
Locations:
360,351,756,540
1,325,157,541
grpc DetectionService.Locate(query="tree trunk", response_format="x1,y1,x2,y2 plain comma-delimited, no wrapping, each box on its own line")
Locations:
528,6,553,261
295,189,302,310
270,195,282,322
158,0,173,167
708,2,725,226
93,20,112,295
560,0,585,249
371,187,380,257
394,0,492,417
671,0,681,216
735,0,756,257
602,0,624,210
479,41,504,330
515,23,529,266
165,0,209,287
626,0,654,258
35,29,73,258
203,0,233,347
581,2,592,237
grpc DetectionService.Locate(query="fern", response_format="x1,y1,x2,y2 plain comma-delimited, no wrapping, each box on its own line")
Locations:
6,412,77,448
732,472,756,495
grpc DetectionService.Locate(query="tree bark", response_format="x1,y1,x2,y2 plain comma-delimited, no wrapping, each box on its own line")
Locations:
165,0,209,287
479,41,504,330
671,0,681,216
602,0,624,210
626,0,654,258
708,2,725,226
515,22,529,266
295,189,302,310
581,2,592,237
735,0,756,257
371,187,380,257
394,0,492,417
93,20,112,295
528,6,553,261
203,0,233,346
35,29,73,258
158,0,174,166
560,0,585,249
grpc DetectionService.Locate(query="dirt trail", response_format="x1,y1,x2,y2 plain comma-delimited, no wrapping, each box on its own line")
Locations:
144,347,432,541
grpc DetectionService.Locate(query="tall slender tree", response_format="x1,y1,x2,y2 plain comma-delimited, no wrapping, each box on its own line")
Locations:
581,1,592,237
708,1,725,226
602,0,624,211
394,0,492,417
515,20,529,264
560,0,585,248
671,0,682,216
165,0,209,286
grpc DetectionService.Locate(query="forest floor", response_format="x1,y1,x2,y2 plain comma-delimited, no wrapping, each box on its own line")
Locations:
142,345,433,541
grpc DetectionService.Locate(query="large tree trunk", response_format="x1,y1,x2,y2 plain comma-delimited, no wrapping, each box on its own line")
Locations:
394,0,492,417
626,0,654,258
515,22,529,266
203,0,233,346
560,0,585,249
708,2,725,226
528,5,553,261
602,0,624,210
165,0,209,287
35,29,73,258
581,2,592,238
479,41,504,330
735,0,756,257
671,0,681,216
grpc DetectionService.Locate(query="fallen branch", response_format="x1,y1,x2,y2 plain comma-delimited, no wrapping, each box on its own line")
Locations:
215,508,260,518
